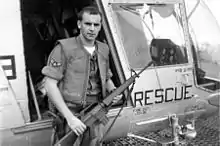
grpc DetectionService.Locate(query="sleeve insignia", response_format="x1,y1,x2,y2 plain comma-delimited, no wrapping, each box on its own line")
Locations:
50,58,62,67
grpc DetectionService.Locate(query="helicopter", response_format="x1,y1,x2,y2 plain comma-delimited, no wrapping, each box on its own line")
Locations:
0,0,219,145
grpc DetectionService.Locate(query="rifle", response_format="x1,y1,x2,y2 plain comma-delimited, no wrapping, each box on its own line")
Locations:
54,61,153,146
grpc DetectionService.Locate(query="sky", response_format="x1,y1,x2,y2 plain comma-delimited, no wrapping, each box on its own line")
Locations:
184,0,220,45
204,0,220,26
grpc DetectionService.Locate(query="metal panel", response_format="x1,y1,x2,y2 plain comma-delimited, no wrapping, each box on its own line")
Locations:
0,0,29,122
0,66,25,129
12,119,53,134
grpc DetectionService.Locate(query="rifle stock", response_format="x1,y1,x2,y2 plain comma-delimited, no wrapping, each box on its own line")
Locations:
54,61,153,146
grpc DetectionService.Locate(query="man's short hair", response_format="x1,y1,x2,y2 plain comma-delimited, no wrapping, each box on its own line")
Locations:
78,6,102,21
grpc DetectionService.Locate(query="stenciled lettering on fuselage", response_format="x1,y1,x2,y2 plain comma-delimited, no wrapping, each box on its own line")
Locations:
133,85,192,107
0,55,16,80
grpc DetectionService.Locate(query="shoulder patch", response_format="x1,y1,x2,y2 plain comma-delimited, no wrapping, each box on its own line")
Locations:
50,58,62,67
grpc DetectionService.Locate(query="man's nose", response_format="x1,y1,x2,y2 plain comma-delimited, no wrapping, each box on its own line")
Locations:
89,24,95,31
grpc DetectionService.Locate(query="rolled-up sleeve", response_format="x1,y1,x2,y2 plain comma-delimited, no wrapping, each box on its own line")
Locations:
42,44,65,80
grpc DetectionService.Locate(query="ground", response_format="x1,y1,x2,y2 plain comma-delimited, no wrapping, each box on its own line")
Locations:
104,111,219,146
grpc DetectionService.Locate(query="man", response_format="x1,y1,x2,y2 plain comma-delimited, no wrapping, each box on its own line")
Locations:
42,6,122,146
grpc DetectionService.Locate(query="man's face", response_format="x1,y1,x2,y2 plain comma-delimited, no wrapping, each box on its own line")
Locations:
78,12,101,42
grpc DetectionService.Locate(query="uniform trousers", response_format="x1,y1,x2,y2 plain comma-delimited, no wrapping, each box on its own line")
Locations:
51,95,104,146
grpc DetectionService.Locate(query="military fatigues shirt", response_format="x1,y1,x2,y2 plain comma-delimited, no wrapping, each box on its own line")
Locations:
42,36,113,106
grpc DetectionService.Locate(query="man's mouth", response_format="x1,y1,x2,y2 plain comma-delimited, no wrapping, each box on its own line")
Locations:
88,33,95,37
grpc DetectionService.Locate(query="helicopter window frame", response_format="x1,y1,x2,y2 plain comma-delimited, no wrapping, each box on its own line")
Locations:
108,1,191,70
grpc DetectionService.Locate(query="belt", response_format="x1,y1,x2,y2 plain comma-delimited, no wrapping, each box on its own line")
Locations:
66,102,83,114
65,94,101,111
86,94,100,104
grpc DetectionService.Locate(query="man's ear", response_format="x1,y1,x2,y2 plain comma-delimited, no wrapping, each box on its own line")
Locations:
77,20,81,29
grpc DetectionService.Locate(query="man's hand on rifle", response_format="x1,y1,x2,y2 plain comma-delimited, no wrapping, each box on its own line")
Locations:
67,116,87,136
112,94,123,104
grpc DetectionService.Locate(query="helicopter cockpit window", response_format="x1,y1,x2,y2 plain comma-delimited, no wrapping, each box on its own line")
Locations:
111,3,188,69
186,0,220,80
150,38,187,66
184,0,220,91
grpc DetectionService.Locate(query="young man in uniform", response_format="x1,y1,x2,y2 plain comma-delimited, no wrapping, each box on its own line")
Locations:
42,6,122,146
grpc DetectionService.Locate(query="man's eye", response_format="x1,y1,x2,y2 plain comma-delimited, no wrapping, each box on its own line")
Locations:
94,23,100,27
85,23,92,26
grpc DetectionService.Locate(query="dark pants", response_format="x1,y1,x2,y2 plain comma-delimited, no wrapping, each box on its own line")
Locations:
65,121,104,146
51,99,104,146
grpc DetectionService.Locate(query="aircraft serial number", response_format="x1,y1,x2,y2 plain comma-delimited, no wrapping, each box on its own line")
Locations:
133,85,192,107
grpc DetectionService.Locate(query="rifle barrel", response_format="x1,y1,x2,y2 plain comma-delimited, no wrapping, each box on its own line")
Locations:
103,61,153,106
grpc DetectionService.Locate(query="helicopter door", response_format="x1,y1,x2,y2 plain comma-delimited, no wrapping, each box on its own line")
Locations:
104,0,196,134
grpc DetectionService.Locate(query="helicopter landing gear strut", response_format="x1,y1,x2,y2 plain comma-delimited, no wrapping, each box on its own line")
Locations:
127,115,197,146
169,114,197,145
